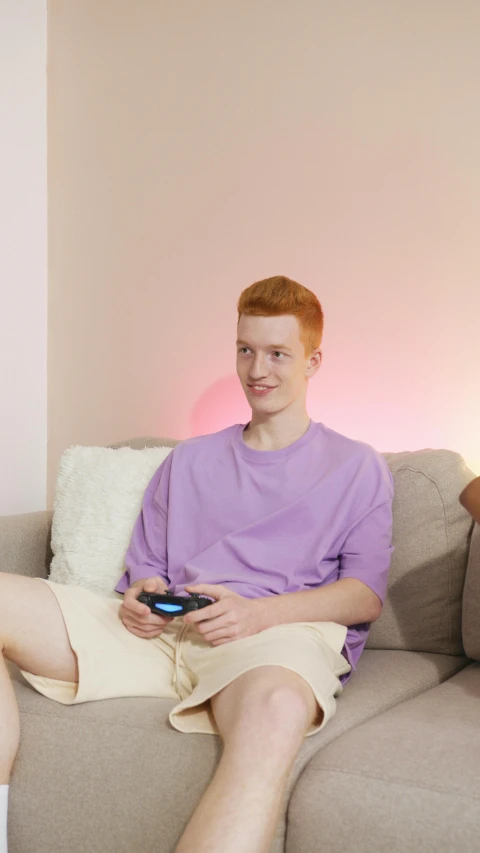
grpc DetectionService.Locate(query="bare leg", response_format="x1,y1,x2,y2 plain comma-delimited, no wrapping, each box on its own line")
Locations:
0,655,18,786
0,573,78,783
174,666,318,853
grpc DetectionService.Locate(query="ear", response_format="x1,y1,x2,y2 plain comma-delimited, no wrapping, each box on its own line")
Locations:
306,348,322,378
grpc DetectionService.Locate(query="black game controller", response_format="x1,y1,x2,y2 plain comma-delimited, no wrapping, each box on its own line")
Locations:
137,590,213,617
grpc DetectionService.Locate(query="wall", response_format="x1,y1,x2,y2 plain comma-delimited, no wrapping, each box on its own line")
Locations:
48,0,480,503
0,1,47,514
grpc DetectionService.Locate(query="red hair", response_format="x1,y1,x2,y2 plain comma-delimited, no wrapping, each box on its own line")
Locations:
237,276,324,354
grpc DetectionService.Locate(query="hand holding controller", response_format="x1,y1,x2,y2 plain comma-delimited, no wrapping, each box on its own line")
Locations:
138,590,213,617
121,576,176,638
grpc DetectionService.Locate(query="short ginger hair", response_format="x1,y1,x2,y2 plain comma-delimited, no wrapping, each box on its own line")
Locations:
237,275,324,355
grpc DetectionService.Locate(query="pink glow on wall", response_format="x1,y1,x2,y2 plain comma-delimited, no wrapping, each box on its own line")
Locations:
190,376,251,437
48,1,480,502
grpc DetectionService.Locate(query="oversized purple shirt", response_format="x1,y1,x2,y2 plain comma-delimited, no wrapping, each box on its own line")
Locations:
116,421,394,678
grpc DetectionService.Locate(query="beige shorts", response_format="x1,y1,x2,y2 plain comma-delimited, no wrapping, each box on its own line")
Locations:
21,580,351,737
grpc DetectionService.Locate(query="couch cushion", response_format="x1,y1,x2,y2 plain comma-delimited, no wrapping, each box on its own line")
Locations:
367,449,475,655
8,650,467,853
49,445,174,596
0,511,52,579
462,523,480,660
286,663,480,853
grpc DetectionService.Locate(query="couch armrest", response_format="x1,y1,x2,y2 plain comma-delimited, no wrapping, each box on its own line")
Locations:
0,511,53,579
462,522,480,659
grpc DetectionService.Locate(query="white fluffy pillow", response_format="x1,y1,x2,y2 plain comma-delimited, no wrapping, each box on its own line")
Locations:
49,445,173,597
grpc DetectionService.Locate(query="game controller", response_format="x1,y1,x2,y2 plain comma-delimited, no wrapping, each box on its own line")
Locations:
137,590,213,616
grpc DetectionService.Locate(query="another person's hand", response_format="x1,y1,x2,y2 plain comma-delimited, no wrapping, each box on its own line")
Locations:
183,583,265,645
460,476,480,525
120,577,173,638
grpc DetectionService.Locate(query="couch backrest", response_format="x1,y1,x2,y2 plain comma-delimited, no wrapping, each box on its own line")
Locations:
109,436,180,451
112,437,475,657
367,449,475,655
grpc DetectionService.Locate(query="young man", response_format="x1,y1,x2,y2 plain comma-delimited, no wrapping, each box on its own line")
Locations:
0,276,394,853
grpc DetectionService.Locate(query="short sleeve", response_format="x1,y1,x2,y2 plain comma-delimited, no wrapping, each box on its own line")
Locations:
115,453,173,593
337,452,394,603
338,498,394,602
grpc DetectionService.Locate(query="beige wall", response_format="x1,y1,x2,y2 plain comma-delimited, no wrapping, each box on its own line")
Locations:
48,0,480,503
0,1,47,514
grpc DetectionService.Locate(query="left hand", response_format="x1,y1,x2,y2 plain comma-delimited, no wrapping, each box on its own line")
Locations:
183,584,265,645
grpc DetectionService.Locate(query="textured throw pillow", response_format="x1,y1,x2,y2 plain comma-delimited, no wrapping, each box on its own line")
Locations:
49,445,173,596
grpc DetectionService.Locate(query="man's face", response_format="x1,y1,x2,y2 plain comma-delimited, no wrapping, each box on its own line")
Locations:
236,314,321,416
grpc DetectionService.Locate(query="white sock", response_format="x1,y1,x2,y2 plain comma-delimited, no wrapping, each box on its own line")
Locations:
0,785,8,853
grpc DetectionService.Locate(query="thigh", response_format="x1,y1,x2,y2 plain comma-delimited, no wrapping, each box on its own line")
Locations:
13,579,184,704
0,572,78,682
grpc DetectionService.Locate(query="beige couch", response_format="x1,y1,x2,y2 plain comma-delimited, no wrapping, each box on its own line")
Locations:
2,437,480,853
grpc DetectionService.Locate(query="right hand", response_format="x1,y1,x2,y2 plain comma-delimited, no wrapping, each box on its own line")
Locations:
120,577,174,638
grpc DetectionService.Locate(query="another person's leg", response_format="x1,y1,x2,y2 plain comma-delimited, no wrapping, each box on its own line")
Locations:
0,572,79,853
174,666,318,853
0,572,78,783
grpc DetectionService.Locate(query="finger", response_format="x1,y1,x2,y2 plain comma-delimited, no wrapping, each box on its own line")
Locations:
123,592,151,617
122,615,157,632
122,612,172,631
185,584,232,600
203,627,237,643
184,600,227,624
121,605,173,628
124,578,166,613
123,592,172,622
192,615,232,636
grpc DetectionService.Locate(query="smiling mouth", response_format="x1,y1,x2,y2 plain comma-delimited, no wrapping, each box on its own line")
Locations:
247,384,276,392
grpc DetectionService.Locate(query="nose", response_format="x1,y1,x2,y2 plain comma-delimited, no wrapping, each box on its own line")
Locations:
249,354,269,382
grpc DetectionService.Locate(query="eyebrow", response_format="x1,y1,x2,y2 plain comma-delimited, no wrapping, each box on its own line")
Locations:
236,340,293,352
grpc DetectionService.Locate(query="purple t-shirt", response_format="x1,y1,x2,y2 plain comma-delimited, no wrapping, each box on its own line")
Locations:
116,421,394,677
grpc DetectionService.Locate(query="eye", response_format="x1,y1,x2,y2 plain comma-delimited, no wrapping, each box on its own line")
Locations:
238,347,250,355
272,351,285,359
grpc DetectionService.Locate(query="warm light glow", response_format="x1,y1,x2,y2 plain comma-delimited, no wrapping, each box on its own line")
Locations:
188,373,479,478
47,1,480,502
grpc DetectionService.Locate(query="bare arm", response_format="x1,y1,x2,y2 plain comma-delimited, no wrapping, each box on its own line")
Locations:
460,477,480,525
254,577,382,631
185,578,382,645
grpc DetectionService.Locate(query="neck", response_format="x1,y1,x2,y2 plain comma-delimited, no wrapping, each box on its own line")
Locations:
243,407,311,451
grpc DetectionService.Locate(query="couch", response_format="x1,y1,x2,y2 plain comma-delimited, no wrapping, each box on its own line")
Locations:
2,436,480,853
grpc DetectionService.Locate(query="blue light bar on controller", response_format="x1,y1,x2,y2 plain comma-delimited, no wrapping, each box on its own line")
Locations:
155,603,184,612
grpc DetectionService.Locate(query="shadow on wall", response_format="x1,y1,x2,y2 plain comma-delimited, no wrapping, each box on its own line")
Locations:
190,375,251,437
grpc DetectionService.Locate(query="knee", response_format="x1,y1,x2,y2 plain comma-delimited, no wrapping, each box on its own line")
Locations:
238,670,316,732
263,683,315,732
